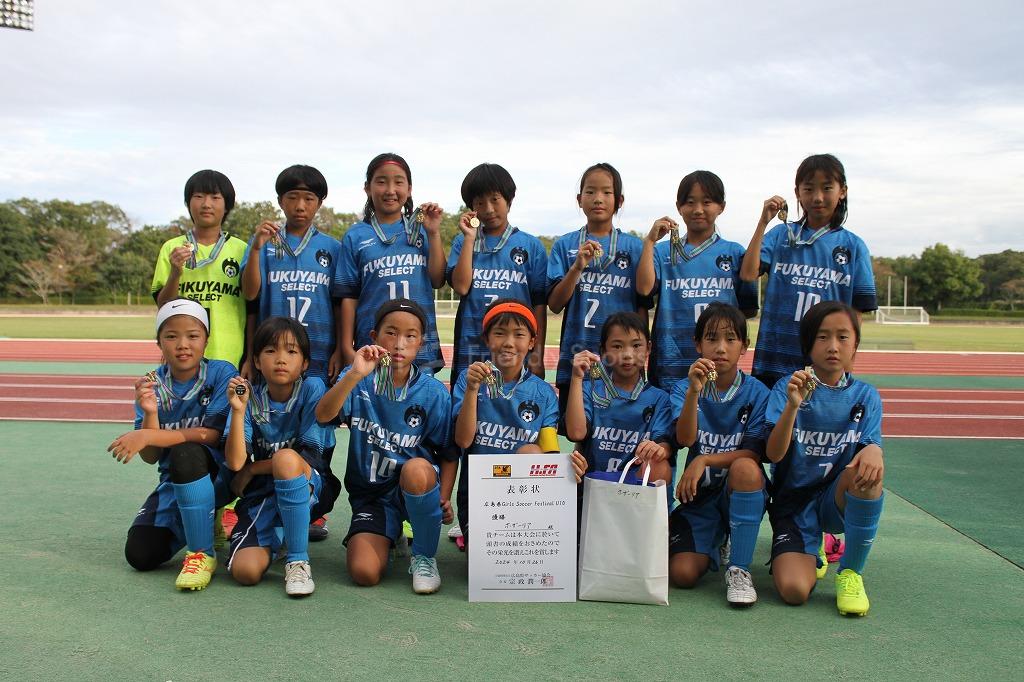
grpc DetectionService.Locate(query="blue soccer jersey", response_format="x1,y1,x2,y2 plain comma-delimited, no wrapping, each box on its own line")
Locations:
580,378,673,473
754,224,877,377
547,228,646,387
332,367,455,498
446,227,547,381
337,219,443,371
226,377,336,502
764,375,882,496
649,235,757,392
242,227,343,383
670,372,770,501
134,359,235,479
452,368,559,453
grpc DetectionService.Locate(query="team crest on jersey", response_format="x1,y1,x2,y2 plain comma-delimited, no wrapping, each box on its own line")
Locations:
316,249,332,268
199,386,214,406
642,405,654,423
222,258,240,278
716,255,733,272
404,405,426,429
510,247,529,266
850,404,865,423
615,251,631,270
738,403,752,426
833,246,851,266
518,400,539,423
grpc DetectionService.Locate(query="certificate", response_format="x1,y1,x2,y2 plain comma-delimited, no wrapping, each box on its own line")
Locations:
468,453,578,602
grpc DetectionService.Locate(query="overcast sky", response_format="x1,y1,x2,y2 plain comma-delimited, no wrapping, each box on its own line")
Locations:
2,1,1021,257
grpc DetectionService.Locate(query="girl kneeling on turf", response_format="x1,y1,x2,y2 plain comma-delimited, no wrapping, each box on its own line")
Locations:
224,317,339,597
564,312,673,485
316,299,455,594
765,300,884,616
669,303,770,606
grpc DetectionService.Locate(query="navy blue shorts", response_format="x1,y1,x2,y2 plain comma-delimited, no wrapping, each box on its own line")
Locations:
227,469,324,565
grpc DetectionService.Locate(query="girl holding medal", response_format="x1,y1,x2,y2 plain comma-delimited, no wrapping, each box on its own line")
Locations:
763,301,884,616
241,165,344,385
637,170,758,393
315,299,455,593
548,163,648,417
337,153,446,373
668,303,770,606
447,163,548,382
450,299,583,542
564,312,672,485
152,170,248,367
739,154,877,390
107,299,236,592
223,316,339,597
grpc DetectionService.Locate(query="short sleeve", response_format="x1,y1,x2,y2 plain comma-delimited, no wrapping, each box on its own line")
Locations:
546,237,568,296
335,231,361,299
446,234,464,286
200,363,232,434
529,238,548,306
540,384,559,429
451,370,468,418
648,391,674,444
851,237,877,312
739,384,770,455
150,240,173,298
858,386,883,447
734,246,759,312
425,385,458,462
764,377,789,429
759,225,783,275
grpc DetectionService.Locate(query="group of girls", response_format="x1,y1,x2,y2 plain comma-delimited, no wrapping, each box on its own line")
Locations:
108,152,883,616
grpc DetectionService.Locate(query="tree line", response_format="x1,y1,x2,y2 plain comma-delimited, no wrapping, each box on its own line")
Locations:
1,198,1021,312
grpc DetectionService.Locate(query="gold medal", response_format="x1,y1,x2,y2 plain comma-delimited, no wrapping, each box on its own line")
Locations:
380,352,392,368
144,371,158,384
706,368,718,383
590,364,602,379
778,201,789,223
592,245,603,260
415,209,425,223
484,361,499,386
469,217,481,229
802,366,817,401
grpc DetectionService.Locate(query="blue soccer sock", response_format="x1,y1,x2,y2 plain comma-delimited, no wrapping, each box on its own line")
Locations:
403,484,442,558
172,476,216,556
728,489,766,570
839,492,884,574
275,474,311,563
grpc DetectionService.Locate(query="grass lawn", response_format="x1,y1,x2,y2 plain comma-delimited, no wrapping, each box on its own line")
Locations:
1,308,1022,352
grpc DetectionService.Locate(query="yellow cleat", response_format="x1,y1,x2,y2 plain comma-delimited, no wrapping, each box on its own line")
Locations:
816,538,828,579
213,508,226,552
835,569,870,616
175,551,216,591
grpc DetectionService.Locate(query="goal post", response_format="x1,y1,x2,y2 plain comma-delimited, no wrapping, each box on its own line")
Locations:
874,306,930,325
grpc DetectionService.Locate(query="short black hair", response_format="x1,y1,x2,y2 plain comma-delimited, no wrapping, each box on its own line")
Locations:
579,163,624,213
275,165,328,200
600,312,649,351
362,153,414,222
252,316,311,362
184,170,236,224
677,170,725,205
482,297,535,338
374,298,427,334
461,163,516,207
799,300,860,359
694,302,748,344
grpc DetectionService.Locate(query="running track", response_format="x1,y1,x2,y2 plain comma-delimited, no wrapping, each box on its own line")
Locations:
2,339,1023,438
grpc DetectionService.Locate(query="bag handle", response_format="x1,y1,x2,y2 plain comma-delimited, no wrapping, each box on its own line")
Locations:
617,456,652,487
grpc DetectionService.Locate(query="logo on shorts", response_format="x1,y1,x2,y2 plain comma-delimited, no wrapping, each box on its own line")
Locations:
642,405,655,423
355,512,373,522
716,255,733,272
850,404,865,423
518,400,539,423
615,251,631,270
199,386,214,406
530,463,558,477
510,247,529,266
222,258,240,278
738,403,752,426
492,464,512,477
832,246,851,266
316,249,332,268
404,405,426,429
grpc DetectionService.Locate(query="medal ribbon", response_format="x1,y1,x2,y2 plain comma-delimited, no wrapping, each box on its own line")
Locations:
576,226,618,271
249,377,304,425
276,226,317,259
484,363,529,400
590,363,646,409
374,362,417,401
369,213,422,248
807,367,850,390
473,223,516,254
675,231,720,264
151,360,208,412
701,369,744,403
184,231,229,269
786,222,832,247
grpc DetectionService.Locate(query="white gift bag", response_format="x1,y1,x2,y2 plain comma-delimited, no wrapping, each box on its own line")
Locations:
577,457,669,605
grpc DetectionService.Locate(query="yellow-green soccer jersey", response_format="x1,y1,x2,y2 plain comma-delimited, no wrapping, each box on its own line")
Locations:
151,234,247,366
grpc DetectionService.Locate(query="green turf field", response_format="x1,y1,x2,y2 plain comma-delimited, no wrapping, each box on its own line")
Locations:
2,313,1024,352
1,421,1021,680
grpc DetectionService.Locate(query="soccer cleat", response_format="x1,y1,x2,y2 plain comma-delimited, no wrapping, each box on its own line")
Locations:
719,534,731,567
284,560,315,597
836,568,869,616
213,508,227,552
447,524,463,540
825,532,845,563
308,516,329,542
816,538,829,579
221,507,238,538
724,566,757,607
409,555,441,594
175,551,216,591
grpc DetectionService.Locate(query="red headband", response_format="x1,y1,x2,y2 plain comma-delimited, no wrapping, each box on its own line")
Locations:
482,302,537,335
378,160,405,169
